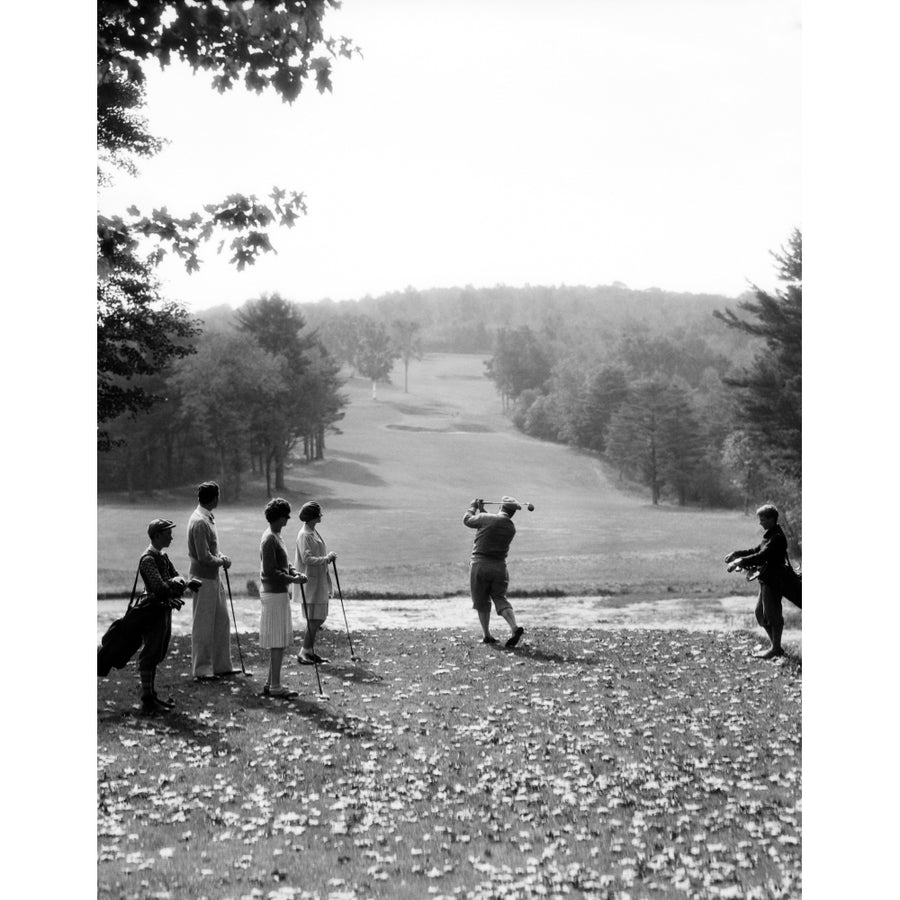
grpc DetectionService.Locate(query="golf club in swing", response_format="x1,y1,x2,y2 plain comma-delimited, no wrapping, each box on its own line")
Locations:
331,560,358,661
223,566,252,676
480,500,536,511
298,580,325,698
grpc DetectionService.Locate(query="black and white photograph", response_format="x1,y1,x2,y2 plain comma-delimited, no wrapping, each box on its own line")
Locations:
13,0,900,896
94,1,807,897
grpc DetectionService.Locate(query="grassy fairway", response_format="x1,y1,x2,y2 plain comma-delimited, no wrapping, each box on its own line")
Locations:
98,629,801,899
99,353,772,601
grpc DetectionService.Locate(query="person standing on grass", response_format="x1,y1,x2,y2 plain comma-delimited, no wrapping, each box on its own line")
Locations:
135,519,189,716
725,503,789,660
293,500,337,665
187,481,236,680
463,497,525,648
259,498,308,698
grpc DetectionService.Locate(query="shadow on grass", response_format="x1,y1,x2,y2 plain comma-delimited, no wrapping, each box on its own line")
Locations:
241,693,377,737
98,684,377,740
325,661,384,683
502,643,602,666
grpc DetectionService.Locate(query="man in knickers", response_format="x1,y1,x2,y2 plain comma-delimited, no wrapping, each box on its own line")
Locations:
463,496,525,648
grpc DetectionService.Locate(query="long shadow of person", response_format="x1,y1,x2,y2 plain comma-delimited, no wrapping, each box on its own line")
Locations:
504,644,602,666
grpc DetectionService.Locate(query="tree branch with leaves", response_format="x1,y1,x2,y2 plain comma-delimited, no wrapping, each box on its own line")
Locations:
97,0,357,449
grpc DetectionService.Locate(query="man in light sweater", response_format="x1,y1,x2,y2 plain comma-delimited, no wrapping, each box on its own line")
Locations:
187,481,235,679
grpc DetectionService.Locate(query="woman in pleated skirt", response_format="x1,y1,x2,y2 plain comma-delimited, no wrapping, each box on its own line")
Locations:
259,498,307,698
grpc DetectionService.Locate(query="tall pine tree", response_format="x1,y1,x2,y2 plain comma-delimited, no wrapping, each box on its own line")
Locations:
714,229,802,481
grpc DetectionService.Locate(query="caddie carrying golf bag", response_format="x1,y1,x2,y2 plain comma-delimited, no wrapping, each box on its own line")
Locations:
98,555,158,677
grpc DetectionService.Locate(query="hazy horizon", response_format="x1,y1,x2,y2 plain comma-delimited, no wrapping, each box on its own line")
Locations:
96,0,801,313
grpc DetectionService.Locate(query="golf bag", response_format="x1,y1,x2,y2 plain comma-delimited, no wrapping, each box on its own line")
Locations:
779,562,802,609
98,556,155,677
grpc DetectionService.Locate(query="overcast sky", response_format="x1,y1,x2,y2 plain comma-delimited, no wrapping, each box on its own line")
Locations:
97,0,801,311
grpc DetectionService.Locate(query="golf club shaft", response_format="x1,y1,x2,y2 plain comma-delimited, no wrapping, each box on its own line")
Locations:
298,581,323,695
223,566,249,675
331,560,356,658
481,500,535,510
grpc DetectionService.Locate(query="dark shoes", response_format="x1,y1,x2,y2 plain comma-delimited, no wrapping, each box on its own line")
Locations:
153,693,176,709
505,627,525,648
140,696,170,716
297,650,328,665
482,635,498,644
265,685,299,699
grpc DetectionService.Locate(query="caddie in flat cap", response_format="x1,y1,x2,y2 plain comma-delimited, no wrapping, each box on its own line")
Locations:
147,518,176,538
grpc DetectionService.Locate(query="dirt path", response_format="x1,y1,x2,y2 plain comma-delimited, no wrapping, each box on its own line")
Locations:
98,594,801,650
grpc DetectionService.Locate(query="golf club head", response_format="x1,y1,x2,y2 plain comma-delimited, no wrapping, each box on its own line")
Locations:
482,500,535,511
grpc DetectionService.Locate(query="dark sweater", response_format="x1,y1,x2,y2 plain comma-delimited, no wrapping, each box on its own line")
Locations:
260,529,294,593
138,546,183,604
734,525,788,582
463,511,517,561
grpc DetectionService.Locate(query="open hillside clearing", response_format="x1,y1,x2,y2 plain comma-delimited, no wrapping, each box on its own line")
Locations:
98,354,785,605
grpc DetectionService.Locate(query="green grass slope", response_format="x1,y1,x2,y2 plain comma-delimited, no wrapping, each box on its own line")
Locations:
99,353,766,600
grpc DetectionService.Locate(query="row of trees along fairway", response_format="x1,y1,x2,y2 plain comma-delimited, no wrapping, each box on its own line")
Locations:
97,0,356,451
98,296,347,498
482,231,802,549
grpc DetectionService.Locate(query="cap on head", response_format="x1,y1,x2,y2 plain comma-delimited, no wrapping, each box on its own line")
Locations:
500,496,522,513
298,500,322,522
148,518,175,539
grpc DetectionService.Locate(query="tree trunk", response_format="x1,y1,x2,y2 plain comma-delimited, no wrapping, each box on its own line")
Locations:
232,455,242,501
275,447,286,491
144,445,153,492
125,445,135,502
372,380,377,400
217,447,228,497
164,432,174,485
404,359,409,393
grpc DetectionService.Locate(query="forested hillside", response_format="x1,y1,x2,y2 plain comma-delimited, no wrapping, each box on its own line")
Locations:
99,233,801,547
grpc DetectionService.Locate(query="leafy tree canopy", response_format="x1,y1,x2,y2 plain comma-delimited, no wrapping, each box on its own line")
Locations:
97,0,357,448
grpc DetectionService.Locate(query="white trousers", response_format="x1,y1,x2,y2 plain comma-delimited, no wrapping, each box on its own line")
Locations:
191,575,233,677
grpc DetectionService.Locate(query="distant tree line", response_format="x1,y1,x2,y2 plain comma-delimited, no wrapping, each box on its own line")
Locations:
299,283,754,360
100,234,800,550
481,231,803,548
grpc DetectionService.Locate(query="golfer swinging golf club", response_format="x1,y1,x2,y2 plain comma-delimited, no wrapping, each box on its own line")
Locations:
463,496,525,648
